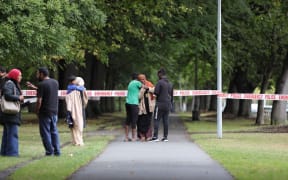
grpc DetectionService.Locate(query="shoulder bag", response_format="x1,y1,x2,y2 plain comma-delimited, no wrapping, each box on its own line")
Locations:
0,81,20,114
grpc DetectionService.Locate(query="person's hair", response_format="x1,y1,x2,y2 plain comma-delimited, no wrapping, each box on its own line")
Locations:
132,72,138,80
158,68,166,77
0,66,6,73
68,75,76,82
38,67,49,77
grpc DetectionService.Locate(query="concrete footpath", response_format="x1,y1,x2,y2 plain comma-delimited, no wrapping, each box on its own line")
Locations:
68,114,234,180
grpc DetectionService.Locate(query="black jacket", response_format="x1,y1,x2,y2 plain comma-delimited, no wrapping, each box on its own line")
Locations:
154,76,173,111
0,80,22,125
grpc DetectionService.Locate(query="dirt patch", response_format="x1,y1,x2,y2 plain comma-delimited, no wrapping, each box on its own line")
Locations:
258,125,288,133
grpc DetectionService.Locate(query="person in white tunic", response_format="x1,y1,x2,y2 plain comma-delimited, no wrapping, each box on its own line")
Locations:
65,76,88,146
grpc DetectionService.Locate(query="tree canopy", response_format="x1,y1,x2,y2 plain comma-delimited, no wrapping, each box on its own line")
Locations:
1,0,288,124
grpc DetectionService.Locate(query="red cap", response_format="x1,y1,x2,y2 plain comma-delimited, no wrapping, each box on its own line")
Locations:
7,69,21,81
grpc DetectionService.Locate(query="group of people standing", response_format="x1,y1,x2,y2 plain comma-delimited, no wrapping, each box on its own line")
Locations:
125,68,173,142
0,66,87,157
0,65,172,156
0,66,61,156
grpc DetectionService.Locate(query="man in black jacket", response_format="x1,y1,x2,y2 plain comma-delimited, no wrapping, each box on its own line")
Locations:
150,68,173,142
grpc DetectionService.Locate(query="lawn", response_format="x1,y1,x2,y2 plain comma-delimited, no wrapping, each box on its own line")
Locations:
0,112,124,180
181,112,288,180
2,111,288,180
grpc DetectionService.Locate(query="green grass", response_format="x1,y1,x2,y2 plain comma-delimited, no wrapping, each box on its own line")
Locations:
180,112,288,180
9,136,113,180
0,112,124,179
3,111,288,180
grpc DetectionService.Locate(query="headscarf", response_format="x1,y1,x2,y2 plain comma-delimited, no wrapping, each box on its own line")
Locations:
6,68,22,94
75,77,85,86
66,77,85,94
7,69,21,81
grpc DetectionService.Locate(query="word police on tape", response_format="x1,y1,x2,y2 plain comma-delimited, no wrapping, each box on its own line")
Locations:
21,90,288,101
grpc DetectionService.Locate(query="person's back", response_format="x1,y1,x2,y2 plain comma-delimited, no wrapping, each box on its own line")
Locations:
124,73,142,141
38,78,59,115
151,68,173,142
126,79,142,105
154,77,173,111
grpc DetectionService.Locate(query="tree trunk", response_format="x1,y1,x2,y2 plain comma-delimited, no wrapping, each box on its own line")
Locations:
238,99,252,117
224,69,256,118
57,61,78,118
271,53,288,125
223,80,238,118
209,95,217,111
84,52,106,117
192,96,200,120
256,30,278,125
256,100,265,125
200,95,210,112
271,100,287,125
255,73,272,125
105,67,116,112
192,58,200,120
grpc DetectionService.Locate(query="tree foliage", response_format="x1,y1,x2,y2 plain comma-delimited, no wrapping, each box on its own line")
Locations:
0,0,106,69
2,1,288,124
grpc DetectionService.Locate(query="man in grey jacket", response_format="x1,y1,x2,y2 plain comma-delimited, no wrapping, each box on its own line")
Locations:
150,68,173,142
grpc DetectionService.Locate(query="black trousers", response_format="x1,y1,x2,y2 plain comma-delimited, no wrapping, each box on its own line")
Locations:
125,103,139,129
153,106,169,139
137,113,152,134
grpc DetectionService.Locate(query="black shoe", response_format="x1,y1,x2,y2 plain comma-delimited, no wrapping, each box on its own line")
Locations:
149,137,159,142
161,137,168,142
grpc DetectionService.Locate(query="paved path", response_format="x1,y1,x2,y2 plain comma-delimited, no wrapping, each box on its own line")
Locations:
69,114,234,180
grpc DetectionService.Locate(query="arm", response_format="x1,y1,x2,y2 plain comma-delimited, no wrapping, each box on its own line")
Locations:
148,87,155,93
82,90,89,107
170,84,174,104
26,81,38,90
3,81,22,102
154,82,160,97
36,83,43,114
139,87,146,99
36,97,42,114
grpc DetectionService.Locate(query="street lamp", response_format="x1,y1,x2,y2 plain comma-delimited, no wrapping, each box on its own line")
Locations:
217,0,223,138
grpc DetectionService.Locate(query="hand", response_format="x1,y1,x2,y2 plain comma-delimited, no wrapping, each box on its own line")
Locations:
19,95,24,102
143,85,149,90
26,81,37,90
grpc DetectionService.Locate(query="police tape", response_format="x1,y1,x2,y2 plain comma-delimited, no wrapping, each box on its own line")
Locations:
21,90,221,97
21,90,288,101
217,93,288,101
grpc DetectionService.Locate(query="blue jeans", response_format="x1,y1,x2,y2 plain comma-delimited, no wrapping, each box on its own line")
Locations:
153,106,170,139
1,123,19,156
39,114,61,156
